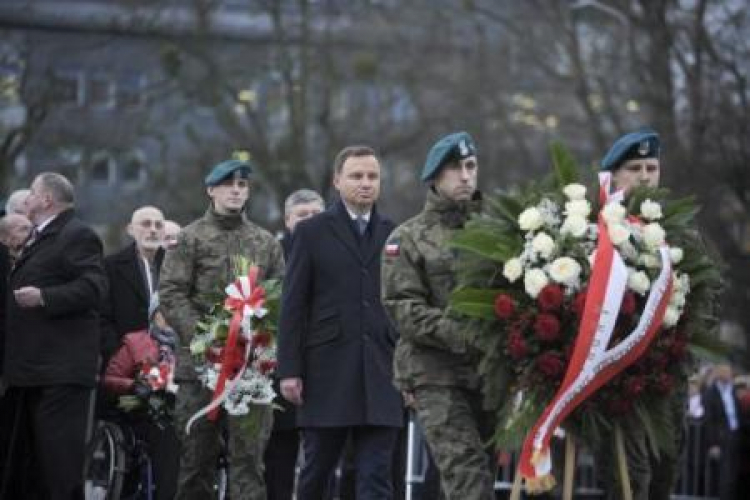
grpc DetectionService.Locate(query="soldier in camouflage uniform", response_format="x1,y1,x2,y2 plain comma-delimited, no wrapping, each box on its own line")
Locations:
599,128,684,500
382,132,496,500
159,159,285,500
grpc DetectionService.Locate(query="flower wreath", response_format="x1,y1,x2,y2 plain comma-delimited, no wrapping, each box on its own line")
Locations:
450,144,723,491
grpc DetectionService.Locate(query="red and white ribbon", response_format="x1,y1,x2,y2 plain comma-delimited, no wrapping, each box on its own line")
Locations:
517,174,673,491
186,266,266,434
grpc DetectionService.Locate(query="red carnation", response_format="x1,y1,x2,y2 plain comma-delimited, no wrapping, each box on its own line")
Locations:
534,314,561,342
668,336,688,360
494,294,515,319
573,289,588,316
506,331,528,360
538,284,564,312
620,292,637,316
655,373,674,394
651,353,670,370
252,332,272,349
606,397,633,415
258,359,277,375
536,352,565,379
624,376,646,396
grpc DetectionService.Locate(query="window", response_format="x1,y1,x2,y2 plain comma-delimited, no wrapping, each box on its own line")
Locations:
51,70,83,106
118,74,146,108
119,149,146,185
90,151,114,184
88,74,115,108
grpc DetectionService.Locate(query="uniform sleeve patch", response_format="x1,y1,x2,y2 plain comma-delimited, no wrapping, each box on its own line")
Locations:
385,237,400,256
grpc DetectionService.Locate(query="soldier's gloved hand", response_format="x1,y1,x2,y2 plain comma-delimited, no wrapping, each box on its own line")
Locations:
132,380,152,400
465,328,485,360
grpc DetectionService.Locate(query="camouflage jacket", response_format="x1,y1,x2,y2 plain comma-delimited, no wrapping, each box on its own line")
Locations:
159,206,284,381
382,188,482,390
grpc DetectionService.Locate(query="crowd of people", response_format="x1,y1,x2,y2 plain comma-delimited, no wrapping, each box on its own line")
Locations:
0,129,748,500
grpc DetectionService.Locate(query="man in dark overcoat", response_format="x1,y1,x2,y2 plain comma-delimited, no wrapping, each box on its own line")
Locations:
101,205,166,359
265,188,324,500
277,145,403,500
703,362,741,500
3,172,106,499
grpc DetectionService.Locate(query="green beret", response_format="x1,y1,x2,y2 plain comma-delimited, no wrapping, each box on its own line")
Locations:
421,131,477,182
204,159,253,187
601,127,660,171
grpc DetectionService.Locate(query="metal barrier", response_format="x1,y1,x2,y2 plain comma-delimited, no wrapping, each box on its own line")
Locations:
405,416,721,500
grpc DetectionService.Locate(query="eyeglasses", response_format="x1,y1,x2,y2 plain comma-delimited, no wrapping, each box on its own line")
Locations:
137,220,165,230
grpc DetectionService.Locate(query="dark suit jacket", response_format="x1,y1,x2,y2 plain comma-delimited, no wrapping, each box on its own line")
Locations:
101,243,163,359
0,243,9,377
703,382,741,448
277,200,402,428
273,230,297,431
4,209,106,387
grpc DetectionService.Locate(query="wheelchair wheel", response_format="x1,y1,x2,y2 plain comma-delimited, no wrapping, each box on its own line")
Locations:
84,421,127,500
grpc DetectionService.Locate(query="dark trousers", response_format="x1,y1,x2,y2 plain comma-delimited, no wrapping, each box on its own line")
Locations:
264,428,300,500
0,388,37,499
297,426,399,500
128,419,180,500
2,385,94,500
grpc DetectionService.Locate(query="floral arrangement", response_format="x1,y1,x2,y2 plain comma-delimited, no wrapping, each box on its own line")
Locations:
187,256,281,428
450,144,723,487
118,352,178,428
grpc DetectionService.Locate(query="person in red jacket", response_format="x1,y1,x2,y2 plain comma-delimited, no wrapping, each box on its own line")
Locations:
104,313,179,500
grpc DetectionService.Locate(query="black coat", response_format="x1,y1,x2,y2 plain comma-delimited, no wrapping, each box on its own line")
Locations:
272,230,296,431
703,382,741,448
0,243,9,377
101,243,162,359
277,200,403,428
4,209,106,387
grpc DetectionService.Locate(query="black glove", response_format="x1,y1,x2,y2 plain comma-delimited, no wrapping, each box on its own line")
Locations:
150,325,177,351
132,379,152,399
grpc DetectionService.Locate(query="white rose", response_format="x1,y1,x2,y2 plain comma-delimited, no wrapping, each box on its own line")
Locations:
628,269,651,295
640,199,663,220
563,183,587,200
602,203,627,224
503,257,523,283
643,223,666,249
560,215,588,238
190,339,207,355
670,291,686,308
565,199,591,218
531,232,556,259
549,257,582,286
619,241,639,262
670,247,684,264
524,268,549,298
519,207,544,231
662,306,681,328
640,253,661,269
608,223,631,246
673,272,691,294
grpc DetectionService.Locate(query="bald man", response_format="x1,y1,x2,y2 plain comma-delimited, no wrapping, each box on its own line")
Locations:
4,189,30,216
101,206,166,358
0,213,32,263
163,220,181,250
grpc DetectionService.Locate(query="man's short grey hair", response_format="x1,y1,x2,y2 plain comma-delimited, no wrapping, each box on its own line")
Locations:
284,189,324,217
5,189,30,214
36,172,76,207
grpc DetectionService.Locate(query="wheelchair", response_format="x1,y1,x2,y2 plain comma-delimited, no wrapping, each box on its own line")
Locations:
83,418,155,500
83,415,230,500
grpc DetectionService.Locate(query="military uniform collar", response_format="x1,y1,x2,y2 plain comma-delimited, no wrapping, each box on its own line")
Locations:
425,187,482,216
205,205,246,230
